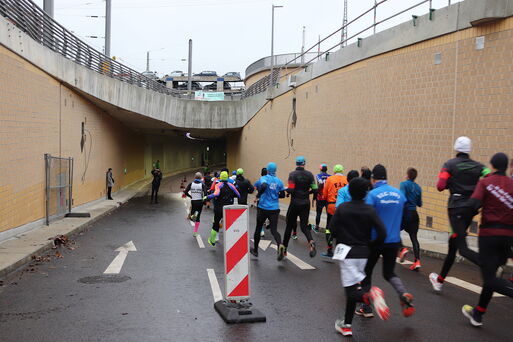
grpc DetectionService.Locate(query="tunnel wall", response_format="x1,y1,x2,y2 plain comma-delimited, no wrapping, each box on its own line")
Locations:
229,17,513,234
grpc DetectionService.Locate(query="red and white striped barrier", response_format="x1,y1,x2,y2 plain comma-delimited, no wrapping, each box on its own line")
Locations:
223,204,250,301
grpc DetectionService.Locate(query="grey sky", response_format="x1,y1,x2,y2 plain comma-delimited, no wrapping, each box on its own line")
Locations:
34,0,461,78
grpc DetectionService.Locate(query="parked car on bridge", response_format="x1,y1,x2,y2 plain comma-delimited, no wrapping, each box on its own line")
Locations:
142,71,158,80
223,72,241,79
194,71,218,77
203,82,231,91
177,82,202,90
169,71,184,77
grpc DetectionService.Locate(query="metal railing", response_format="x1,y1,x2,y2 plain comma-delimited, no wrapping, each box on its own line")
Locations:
244,0,457,98
0,0,179,96
245,52,321,79
242,69,279,99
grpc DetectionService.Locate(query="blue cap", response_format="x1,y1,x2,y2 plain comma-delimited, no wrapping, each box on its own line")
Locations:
296,156,306,166
232,170,237,175
267,162,277,173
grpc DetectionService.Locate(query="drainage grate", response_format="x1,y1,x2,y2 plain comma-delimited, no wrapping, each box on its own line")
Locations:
78,275,131,284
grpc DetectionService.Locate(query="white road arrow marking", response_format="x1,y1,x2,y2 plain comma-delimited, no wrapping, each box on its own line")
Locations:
104,241,137,274
196,234,205,248
250,239,272,251
269,244,316,270
207,269,223,302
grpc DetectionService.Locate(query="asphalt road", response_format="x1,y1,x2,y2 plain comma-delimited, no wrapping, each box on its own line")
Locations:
0,174,511,342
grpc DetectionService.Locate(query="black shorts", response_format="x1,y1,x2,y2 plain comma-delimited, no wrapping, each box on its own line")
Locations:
402,210,419,234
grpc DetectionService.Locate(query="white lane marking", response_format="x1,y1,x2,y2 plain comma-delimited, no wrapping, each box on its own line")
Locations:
445,277,504,298
104,241,137,274
207,269,223,302
269,244,316,270
250,239,272,251
196,234,205,248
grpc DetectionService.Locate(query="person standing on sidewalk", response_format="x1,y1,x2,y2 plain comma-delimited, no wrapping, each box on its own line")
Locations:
106,168,114,200
330,177,389,336
398,168,423,271
250,162,287,260
150,168,163,203
234,168,254,205
359,164,415,318
429,136,490,292
205,171,240,247
184,172,208,237
321,164,348,257
462,152,513,327
314,164,331,233
283,156,318,258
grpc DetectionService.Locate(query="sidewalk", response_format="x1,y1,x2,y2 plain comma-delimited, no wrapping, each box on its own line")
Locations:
0,178,151,279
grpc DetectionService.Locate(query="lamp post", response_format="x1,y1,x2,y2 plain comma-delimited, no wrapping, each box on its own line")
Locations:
270,4,283,86
105,0,111,57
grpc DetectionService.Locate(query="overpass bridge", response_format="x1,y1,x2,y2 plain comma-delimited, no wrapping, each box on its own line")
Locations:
1,0,513,238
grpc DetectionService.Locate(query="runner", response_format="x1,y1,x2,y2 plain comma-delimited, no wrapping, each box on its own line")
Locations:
398,167,423,271
359,164,415,318
335,170,359,208
234,168,254,205
204,171,240,247
461,152,513,327
330,177,389,336
230,170,237,182
254,167,269,237
250,162,287,260
203,171,212,209
184,172,208,237
321,164,348,257
315,164,331,233
429,137,490,292
283,156,318,258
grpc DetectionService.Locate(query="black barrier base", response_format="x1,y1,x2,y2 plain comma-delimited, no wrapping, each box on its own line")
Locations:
214,300,266,324
65,212,91,218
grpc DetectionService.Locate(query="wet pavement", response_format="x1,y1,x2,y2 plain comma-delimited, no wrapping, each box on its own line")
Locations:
0,174,511,342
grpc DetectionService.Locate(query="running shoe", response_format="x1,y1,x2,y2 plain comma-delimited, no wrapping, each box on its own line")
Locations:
309,241,317,258
399,247,409,263
292,233,298,240
334,319,352,337
355,304,374,318
400,293,415,317
369,286,390,321
265,218,270,229
409,260,421,271
462,305,483,327
250,247,258,257
311,224,319,234
260,228,265,237
208,230,217,247
277,244,286,261
190,211,198,222
192,232,199,237
429,272,443,292
496,265,505,278
321,251,334,258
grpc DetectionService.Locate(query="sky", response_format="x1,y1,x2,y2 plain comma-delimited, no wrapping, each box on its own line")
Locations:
33,0,462,78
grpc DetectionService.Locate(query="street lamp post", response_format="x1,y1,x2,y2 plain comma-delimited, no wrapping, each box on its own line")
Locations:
105,0,112,57
270,4,283,86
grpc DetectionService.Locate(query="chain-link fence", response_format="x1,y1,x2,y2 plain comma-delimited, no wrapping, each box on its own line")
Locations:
45,154,73,225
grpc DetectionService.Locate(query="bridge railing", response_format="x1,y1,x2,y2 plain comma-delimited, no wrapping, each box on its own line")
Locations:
0,0,180,96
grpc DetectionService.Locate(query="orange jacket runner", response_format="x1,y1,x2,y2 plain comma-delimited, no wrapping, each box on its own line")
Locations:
323,174,348,215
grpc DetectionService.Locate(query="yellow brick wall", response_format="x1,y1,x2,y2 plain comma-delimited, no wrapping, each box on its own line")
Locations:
231,18,513,234
0,45,145,232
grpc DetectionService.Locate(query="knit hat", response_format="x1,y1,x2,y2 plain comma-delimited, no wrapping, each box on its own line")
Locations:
319,164,328,172
347,170,359,182
333,164,344,174
454,136,471,153
349,178,369,200
267,162,277,174
490,152,509,171
371,164,387,180
237,168,244,175
296,156,306,166
220,171,229,181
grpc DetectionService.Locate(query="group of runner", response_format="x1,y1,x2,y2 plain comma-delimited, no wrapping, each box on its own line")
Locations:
183,136,513,337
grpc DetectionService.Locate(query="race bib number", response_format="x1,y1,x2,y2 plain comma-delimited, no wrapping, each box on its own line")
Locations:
332,243,352,261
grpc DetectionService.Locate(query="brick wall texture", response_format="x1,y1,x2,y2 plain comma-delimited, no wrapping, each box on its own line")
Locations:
0,44,148,232
229,18,513,234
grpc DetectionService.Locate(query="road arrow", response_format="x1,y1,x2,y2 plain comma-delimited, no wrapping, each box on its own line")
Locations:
250,239,272,251
104,241,137,274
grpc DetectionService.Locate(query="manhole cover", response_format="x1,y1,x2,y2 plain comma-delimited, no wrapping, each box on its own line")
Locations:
78,275,131,284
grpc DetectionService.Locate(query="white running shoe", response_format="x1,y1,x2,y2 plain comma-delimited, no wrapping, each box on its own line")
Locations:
334,319,352,336
369,286,390,321
429,272,443,292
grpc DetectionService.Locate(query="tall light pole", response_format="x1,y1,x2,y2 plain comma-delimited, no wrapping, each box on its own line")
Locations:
301,26,305,64
43,0,54,18
270,4,283,86
105,0,112,57
187,39,193,94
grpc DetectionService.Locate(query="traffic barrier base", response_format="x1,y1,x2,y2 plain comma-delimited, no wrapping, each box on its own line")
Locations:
214,300,266,324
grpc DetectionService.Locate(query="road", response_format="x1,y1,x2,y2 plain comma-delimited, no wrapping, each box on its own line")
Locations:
0,174,511,342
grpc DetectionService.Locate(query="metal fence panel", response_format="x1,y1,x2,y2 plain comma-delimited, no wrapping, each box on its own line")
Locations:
45,154,72,225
